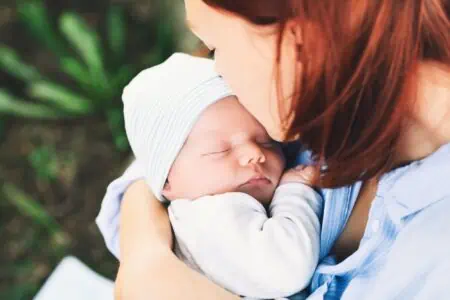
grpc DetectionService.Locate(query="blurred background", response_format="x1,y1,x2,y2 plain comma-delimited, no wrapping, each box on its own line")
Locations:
0,0,202,298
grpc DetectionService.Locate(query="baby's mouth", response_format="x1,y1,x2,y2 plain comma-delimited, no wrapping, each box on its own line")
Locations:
241,174,271,187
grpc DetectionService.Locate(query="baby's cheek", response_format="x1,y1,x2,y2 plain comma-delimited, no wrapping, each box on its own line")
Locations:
269,151,286,173
192,168,224,196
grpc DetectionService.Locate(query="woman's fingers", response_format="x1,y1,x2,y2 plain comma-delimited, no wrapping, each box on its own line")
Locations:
281,165,318,186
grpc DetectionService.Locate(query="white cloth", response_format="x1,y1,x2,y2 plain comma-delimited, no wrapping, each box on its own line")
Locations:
34,256,114,300
169,182,322,299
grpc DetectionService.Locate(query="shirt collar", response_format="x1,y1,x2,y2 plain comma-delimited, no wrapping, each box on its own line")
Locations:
380,142,450,224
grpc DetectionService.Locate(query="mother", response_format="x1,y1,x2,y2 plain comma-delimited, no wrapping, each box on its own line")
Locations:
98,0,450,299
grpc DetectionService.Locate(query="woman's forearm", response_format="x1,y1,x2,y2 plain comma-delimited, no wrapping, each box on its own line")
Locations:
118,249,240,300
116,180,239,300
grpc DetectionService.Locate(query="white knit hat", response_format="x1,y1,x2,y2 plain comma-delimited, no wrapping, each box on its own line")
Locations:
123,53,233,202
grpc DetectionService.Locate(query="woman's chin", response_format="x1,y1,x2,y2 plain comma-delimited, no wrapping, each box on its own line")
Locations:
268,128,299,143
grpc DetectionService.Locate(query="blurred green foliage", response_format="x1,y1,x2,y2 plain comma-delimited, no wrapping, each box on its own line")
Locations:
1,182,71,300
0,1,184,298
0,0,178,151
28,145,58,182
2,183,67,243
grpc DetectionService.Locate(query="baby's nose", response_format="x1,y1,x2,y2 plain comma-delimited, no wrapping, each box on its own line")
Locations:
238,143,266,166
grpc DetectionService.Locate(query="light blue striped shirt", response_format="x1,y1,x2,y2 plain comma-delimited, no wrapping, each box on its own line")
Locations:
96,143,450,299
295,142,450,299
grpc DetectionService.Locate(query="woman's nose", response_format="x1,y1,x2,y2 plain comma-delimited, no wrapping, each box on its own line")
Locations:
238,143,266,166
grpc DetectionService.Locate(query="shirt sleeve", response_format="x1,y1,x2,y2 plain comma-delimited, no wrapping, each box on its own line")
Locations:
168,183,323,299
361,196,450,300
95,159,144,259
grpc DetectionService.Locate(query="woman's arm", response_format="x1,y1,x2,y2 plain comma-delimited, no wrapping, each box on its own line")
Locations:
115,180,240,300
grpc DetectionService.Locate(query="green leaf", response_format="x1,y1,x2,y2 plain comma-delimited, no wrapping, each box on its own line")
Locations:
0,89,65,119
60,57,93,88
0,119,4,141
60,13,110,95
60,57,114,102
28,81,94,114
110,64,135,96
28,145,59,181
140,15,178,67
87,67,111,101
17,0,67,58
107,6,126,62
0,46,42,82
2,182,61,236
60,12,104,72
107,108,129,151
155,13,177,58
2,182,71,255
114,134,129,152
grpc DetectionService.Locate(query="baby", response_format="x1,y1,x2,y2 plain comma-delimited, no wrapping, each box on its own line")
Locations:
99,53,322,300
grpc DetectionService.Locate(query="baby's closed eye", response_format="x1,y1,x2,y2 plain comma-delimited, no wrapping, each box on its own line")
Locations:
199,139,231,156
203,148,231,156
201,144,231,156
256,137,277,148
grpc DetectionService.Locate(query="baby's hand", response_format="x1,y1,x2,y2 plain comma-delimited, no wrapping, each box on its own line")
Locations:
280,165,318,186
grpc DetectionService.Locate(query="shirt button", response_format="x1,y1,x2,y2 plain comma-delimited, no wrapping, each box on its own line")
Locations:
372,220,380,233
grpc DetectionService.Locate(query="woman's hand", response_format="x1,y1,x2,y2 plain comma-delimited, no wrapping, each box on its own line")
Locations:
280,165,318,187
115,179,171,299
119,180,172,260
114,179,239,300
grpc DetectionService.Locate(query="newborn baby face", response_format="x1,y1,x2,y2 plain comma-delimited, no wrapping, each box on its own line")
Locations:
162,96,286,205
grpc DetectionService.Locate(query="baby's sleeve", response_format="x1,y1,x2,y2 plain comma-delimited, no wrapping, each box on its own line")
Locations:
168,185,322,299
95,159,145,259
267,183,323,290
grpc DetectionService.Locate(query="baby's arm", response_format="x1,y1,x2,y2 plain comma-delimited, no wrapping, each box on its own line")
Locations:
168,166,322,299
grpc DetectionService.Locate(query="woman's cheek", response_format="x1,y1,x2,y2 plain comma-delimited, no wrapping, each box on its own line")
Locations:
213,49,232,77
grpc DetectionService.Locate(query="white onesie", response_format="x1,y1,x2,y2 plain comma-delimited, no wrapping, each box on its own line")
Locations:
168,182,322,299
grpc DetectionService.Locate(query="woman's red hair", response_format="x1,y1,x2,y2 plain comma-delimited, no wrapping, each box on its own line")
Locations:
204,0,450,187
